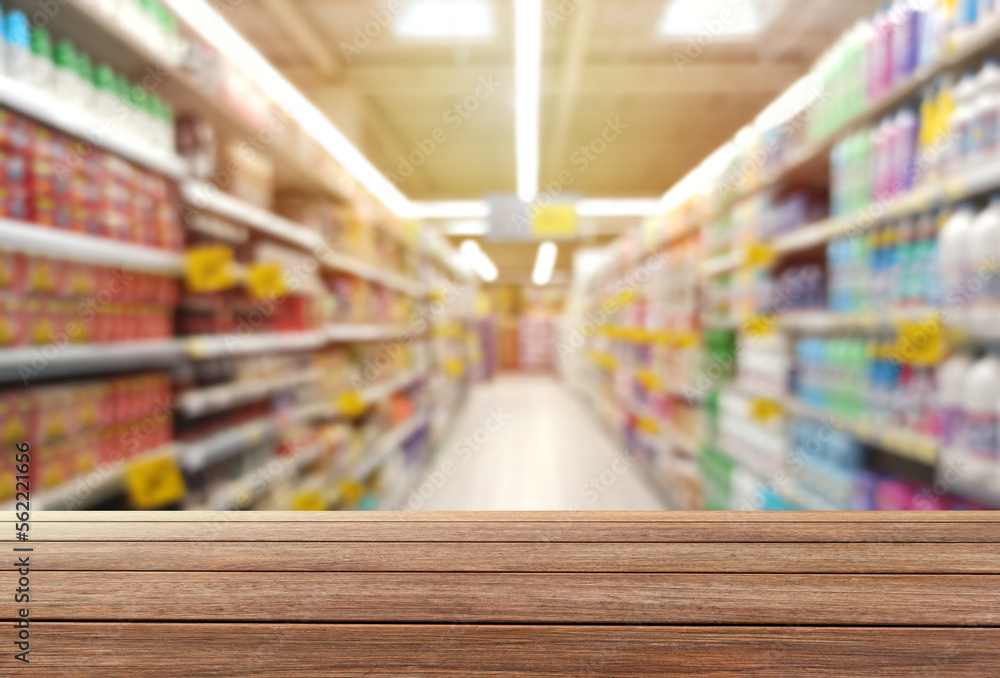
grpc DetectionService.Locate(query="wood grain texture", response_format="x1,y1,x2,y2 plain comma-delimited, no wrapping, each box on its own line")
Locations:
18,510,999,522
8,520,1000,542
20,541,1000,573
4,512,999,676
11,624,1000,677
5,571,1000,624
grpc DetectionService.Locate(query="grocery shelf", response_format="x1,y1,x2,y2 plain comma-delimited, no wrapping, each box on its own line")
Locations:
785,398,939,466
702,251,741,278
182,369,427,473
4,444,179,511
777,308,942,333
179,416,276,473
184,324,415,360
0,339,185,385
0,74,188,179
772,158,1000,258
349,411,429,482
718,17,1000,218
198,443,324,511
181,182,424,296
0,219,185,275
176,369,322,417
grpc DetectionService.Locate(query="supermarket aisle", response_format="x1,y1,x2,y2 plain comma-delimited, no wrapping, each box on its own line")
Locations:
407,375,665,511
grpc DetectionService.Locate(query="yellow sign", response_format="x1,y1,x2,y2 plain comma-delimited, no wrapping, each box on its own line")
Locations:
750,398,782,422
445,358,465,377
125,451,186,510
247,262,286,300
531,205,577,240
185,246,235,293
636,417,660,435
339,480,367,506
636,368,661,392
292,490,326,511
743,315,775,336
895,317,943,366
744,243,775,268
336,391,368,419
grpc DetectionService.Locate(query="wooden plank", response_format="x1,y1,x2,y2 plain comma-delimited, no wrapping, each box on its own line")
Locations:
21,541,1000,573
8,520,1000,542
8,624,1000,676
5,572,999,624
18,510,1000,522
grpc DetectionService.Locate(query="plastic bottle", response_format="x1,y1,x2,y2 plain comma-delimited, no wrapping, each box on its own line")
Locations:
939,353,973,447
53,40,78,105
949,71,979,173
972,59,1000,164
4,11,31,82
913,211,939,306
968,193,1000,322
93,64,118,124
76,52,95,117
961,350,1000,462
892,0,920,83
894,106,920,194
29,26,53,90
938,203,977,308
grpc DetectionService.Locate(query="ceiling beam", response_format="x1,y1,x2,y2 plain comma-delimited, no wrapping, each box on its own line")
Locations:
546,0,599,177
259,0,342,79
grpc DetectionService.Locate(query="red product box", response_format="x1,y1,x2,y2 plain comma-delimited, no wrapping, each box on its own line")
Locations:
0,297,24,347
0,109,33,151
24,255,66,296
0,251,24,292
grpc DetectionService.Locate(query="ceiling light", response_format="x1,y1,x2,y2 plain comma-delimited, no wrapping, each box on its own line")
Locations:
440,220,489,235
515,0,541,203
163,0,411,215
460,240,499,282
407,201,491,219
658,0,780,38
395,0,495,38
531,241,557,286
575,199,662,217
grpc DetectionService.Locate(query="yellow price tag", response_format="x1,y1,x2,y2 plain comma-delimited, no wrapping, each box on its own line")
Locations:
636,368,661,392
186,338,207,359
292,490,326,511
944,178,965,201
336,391,368,419
636,417,659,435
124,452,186,510
339,480,366,506
185,246,235,293
744,243,775,268
445,358,465,377
743,315,775,336
895,317,943,366
750,398,782,422
247,262,287,300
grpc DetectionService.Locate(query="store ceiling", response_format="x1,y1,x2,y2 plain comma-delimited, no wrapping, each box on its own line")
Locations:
228,0,879,284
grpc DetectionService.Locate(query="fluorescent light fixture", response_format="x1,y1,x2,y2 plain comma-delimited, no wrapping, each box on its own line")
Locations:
531,241,557,286
576,199,662,217
440,219,489,236
407,201,491,219
460,240,499,282
162,0,411,215
395,0,495,38
734,125,757,152
658,0,782,38
515,0,541,202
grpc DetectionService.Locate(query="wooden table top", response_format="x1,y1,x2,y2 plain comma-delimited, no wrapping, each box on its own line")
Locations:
3,511,999,676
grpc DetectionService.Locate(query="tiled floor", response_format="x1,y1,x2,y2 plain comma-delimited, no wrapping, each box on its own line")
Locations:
412,374,666,511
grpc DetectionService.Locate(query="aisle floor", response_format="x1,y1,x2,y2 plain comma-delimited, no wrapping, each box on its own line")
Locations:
404,374,667,511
